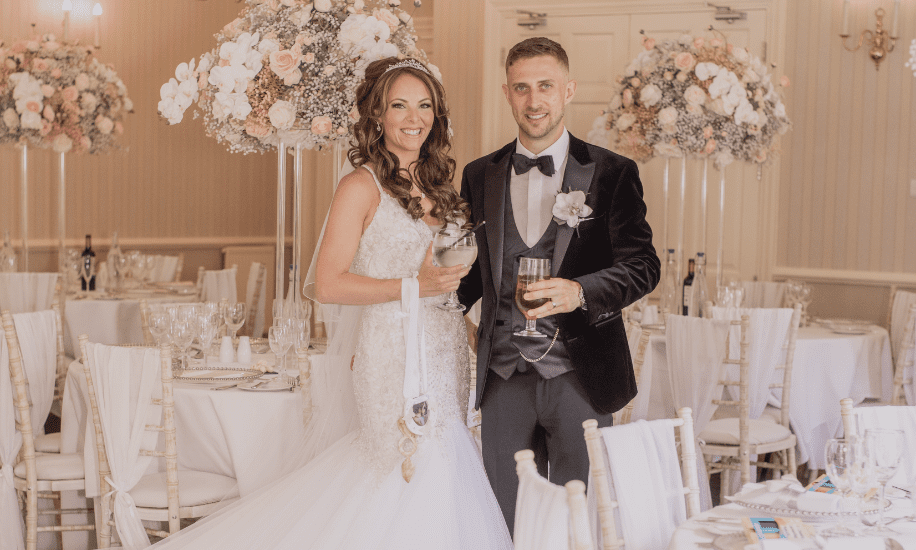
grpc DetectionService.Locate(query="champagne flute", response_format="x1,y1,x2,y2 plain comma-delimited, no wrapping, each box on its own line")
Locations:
170,319,194,375
432,228,477,312
197,313,218,366
514,257,550,338
864,428,904,533
224,302,247,340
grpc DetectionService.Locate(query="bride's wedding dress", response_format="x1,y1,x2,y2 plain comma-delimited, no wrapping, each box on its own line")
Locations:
148,168,513,549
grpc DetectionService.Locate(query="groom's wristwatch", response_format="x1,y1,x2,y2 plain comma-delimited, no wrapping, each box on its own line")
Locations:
577,284,587,310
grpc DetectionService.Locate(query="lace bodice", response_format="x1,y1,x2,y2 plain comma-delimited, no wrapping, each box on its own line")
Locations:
350,167,471,476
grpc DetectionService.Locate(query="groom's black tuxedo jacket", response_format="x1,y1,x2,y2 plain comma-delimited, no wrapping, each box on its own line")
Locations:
457,134,660,415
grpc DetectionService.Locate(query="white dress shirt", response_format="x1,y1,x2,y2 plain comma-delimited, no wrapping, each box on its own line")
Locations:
510,129,570,247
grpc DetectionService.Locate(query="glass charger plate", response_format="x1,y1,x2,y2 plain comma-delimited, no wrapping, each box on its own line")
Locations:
732,498,889,519
174,366,262,384
238,378,293,392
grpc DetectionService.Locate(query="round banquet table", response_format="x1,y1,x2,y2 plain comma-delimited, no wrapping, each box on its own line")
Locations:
60,356,310,499
640,324,893,470
668,499,916,549
63,287,198,356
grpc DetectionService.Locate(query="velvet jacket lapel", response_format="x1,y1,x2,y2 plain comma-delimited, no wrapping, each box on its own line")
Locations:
551,136,596,277
483,141,514,294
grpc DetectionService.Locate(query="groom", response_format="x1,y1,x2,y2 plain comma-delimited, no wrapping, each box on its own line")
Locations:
457,37,660,532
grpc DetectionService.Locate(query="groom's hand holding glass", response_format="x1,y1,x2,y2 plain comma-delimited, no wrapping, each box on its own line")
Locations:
522,277,584,318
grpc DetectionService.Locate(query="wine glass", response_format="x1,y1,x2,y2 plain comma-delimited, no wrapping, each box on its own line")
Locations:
432,228,477,312
197,313,218,366
863,428,904,533
268,325,293,386
513,257,551,338
825,438,865,536
224,303,247,340
170,319,194,374
148,311,170,346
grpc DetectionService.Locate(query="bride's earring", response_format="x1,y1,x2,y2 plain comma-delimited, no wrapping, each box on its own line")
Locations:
376,120,381,133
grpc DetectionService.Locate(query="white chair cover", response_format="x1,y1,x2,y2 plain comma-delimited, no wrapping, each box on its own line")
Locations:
0,273,57,314
665,315,730,510
597,419,687,550
0,327,25,550
244,263,266,339
891,291,916,405
201,268,237,303
83,343,163,549
710,307,794,419
150,256,180,283
853,405,916,488
514,465,570,550
738,281,787,309
0,310,57,550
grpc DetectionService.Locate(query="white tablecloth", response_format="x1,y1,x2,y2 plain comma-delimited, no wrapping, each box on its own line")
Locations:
642,324,893,470
61,357,308,498
63,289,197,356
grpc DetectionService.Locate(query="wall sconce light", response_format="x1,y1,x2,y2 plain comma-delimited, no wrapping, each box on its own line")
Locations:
840,0,899,70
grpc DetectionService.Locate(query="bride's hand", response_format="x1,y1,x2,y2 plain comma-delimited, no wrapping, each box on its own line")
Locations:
417,245,471,298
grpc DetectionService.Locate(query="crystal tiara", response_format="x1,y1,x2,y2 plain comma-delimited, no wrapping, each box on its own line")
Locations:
384,58,430,76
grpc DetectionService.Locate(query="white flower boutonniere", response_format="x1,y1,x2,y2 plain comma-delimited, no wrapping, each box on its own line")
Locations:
552,190,593,228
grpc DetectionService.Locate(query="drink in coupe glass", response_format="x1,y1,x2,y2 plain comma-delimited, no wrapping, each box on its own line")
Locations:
432,228,477,311
514,257,550,338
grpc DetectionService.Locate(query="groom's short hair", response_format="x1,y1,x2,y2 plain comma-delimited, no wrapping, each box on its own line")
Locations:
505,37,569,73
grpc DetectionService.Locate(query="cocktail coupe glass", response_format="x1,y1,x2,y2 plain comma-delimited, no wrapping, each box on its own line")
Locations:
863,428,904,534
513,258,551,338
432,228,477,312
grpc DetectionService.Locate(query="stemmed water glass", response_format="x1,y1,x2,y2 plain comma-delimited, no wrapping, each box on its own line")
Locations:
514,257,551,338
268,325,293,386
197,313,218,366
432,228,477,311
863,428,904,533
148,311,170,346
224,303,246,340
171,319,194,375
825,438,863,535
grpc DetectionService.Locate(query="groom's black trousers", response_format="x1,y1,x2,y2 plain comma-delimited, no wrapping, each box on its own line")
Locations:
480,367,614,535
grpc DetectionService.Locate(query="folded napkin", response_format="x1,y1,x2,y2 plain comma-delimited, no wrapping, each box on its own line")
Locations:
759,540,817,550
728,479,806,509
822,536,884,550
795,491,859,513
890,535,916,550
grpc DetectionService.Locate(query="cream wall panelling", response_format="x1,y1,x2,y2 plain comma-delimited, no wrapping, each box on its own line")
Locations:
479,0,787,289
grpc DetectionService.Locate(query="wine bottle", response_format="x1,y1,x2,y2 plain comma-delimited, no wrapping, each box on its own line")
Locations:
81,234,96,291
659,249,678,315
682,258,695,316
690,252,710,318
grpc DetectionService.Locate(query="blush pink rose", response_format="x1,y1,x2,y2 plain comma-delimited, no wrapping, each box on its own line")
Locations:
198,72,209,89
336,126,347,135
693,37,705,49
269,49,302,80
114,121,124,135
310,116,333,135
4,59,16,70
39,121,52,136
643,37,656,50
622,89,633,107
703,126,713,139
245,118,273,138
42,41,61,52
373,8,400,31
95,115,114,134
303,52,315,63
755,150,768,163
32,58,49,71
51,68,62,78
780,75,791,88
674,52,696,71
80,136,91,150
43,105,55,121
710,38,723,48
25,101,41,113
704,139,716,154
348,108,360,122
62,86,79,102
41,84,55,98
629,77,641,88
323,65,335,76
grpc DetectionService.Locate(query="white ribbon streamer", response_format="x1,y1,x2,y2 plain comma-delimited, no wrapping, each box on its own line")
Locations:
400,278,430,435
104,477,149,548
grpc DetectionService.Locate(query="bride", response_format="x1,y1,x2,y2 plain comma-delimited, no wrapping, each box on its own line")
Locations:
147,57,513,549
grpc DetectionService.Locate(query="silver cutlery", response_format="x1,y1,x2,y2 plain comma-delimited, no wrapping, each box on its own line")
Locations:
210,383,239,391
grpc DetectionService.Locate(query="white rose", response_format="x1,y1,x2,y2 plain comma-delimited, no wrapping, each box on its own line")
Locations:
755,109,768,128
281,0,297,6
623,60,639,77
774,102,786,119
20,111,42,130
268,100,296,130
75,73,90,91
398,11,412,25
258,38,281,56
731,46,749,63
96,115,114,134
734,101,758,126
81,93,98,113
608,94,622,111
639,84,662,107
2,108,19,129
694,62,720,82
654,142,682,158
314,0,332,11
742,69,760,84
684,85,706,106
123,98,134,112
615,112,636,131
658,106,678,127
714,151,734,168
290,7,312,26
426,63,443,83
52,134,73,154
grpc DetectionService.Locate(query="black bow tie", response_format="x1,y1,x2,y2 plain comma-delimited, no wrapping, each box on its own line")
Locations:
512,153,555,177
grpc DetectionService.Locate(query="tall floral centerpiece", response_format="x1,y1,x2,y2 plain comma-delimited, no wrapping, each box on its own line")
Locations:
159,0,435,303
590,31,791,293
0,33,134,271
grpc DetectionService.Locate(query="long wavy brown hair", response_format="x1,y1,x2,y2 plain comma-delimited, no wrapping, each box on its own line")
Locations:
348,58,468,226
